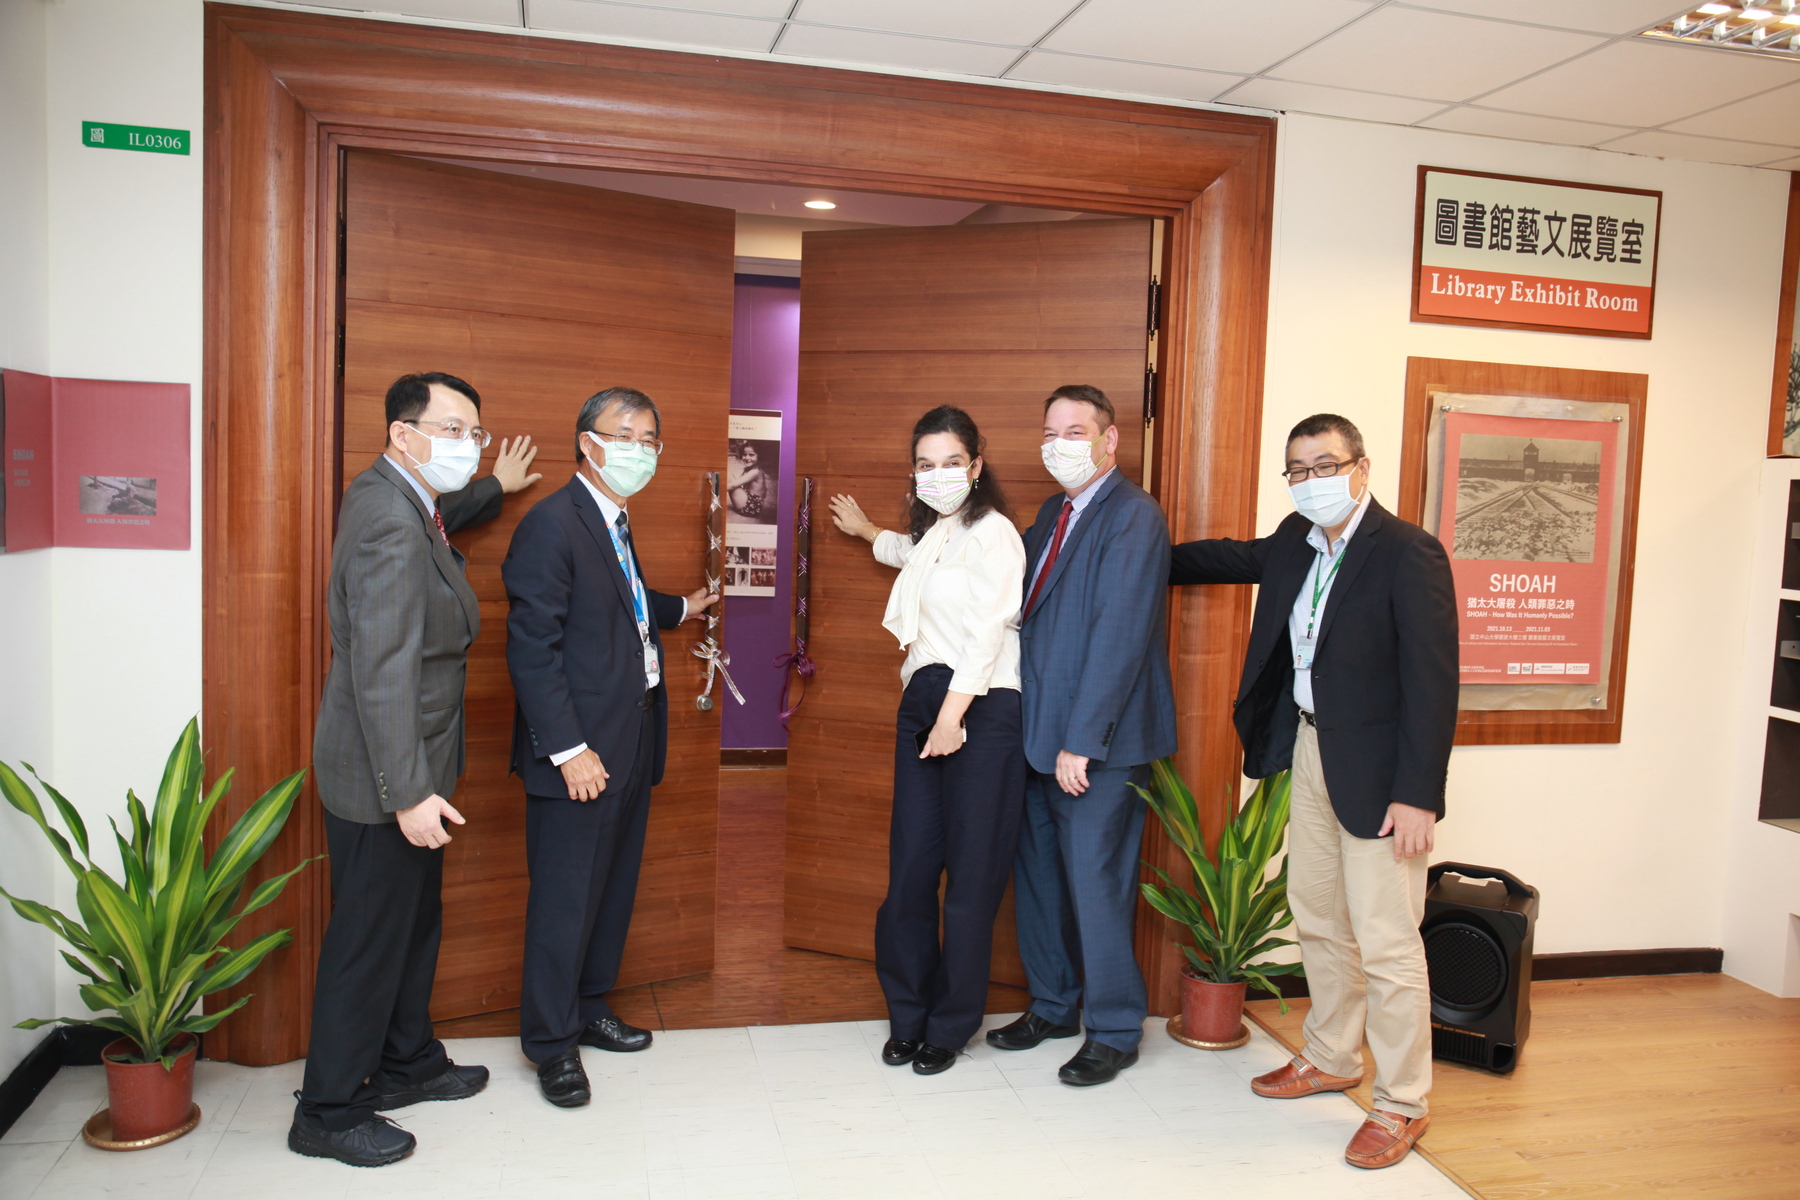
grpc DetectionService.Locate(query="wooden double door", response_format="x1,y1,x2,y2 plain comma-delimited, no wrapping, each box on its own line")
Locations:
340,150,1152,1017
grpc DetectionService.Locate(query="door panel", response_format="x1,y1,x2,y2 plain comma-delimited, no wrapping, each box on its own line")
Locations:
786,219,1153,987
342,152,733,1022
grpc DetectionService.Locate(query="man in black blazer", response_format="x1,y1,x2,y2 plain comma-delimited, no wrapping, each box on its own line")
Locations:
1169,413,1456,1171
502,386,715,1108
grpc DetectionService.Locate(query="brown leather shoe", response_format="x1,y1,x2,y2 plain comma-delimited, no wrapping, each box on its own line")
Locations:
1345,1109,1429,1169
1250,1055,1360,1099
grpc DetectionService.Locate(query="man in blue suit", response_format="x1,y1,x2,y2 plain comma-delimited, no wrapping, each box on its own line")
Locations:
986,384,1176,1086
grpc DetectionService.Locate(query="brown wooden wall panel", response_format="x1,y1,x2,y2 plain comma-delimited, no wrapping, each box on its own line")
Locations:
786,219,1153,975
205,4,1273,1059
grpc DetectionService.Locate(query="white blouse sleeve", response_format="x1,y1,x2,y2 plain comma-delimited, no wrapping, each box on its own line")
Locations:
872,528,912,569
948,514,1026,696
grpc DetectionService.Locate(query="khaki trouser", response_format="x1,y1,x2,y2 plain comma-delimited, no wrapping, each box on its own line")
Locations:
1289,718,1432,1118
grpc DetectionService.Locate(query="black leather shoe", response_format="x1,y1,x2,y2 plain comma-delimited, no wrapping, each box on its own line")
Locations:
288,1103,415,1167
882,1038,921,1066
372,1061,490,1110
985,1012,1081,1051
912,1044,957,1075
1058,1040,1139,1087
537,1049,592,1108
579,1016,653,1053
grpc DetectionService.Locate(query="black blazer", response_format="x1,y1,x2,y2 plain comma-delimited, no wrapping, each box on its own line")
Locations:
501,477,686,797
1169,498,1458,838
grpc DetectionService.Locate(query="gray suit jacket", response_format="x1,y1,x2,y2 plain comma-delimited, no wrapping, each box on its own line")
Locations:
313,456,481,823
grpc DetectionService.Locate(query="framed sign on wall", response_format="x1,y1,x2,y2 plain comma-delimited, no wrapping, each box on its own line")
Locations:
1399,357,1646,745
1412,166,1661,340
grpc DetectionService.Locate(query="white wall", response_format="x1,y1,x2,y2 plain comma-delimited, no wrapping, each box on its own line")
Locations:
1264,114,1788,958
0,0,58,1081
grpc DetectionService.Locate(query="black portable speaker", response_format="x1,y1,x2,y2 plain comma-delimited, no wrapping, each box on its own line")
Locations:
1422,862,1538,1074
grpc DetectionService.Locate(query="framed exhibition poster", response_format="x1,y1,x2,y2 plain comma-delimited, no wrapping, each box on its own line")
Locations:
1399,358,1646,745
1769,172,1800,457
1412,166,1661,340
724,408,781,597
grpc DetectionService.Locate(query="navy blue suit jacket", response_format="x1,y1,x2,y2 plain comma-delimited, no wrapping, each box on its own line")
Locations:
1018,471,1177,775
502,477,685,796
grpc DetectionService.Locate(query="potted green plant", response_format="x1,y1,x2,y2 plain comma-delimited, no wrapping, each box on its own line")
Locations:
0,719,314,1148
1135,758,1303,1048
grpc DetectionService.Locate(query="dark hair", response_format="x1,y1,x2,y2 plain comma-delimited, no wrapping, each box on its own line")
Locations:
907,405,1011,542
575,386,661,457
1043,384,1116,430
385,372,480,438
1286,413,1365,461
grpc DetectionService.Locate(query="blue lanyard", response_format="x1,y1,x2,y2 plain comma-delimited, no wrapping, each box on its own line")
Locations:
605,519,650,636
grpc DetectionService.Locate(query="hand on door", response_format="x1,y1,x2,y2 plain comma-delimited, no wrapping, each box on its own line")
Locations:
561,748,609,801
829,494,880,543
492,435,543,494
684,588,720,622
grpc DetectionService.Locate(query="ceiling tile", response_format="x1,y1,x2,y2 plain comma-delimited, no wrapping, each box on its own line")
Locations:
1762,155,1800,170
527,0,778,48
1479,38,1800,127
774,24,1024,75
1271,8,1603,102
1597,129,1797,166
1419,106,1635,146
1005,51,1241,102
1217,78,1448,124
1398,1,1694,36
305,0,524,23
790,0,1076,46
542,0,792,14
1663,80,1800,148
1040,0,1375,76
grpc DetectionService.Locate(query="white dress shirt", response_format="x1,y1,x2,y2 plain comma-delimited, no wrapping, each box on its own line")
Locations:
1027,466,1115,592
390,453,438,515
1289,487,1372,713
551,472,685,767
873,509,1023,694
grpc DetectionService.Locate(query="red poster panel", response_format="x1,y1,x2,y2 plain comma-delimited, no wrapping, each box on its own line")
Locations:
1,370,190,551
1438,411,1618,685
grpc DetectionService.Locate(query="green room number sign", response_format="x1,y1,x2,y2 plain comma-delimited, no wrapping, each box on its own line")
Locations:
81,121,189,155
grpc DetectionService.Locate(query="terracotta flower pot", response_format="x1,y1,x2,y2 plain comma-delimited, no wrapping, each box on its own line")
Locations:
101,1034,198,1143
1180,968,1248,1046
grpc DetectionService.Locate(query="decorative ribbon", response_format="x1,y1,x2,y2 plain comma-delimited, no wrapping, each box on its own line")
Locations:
776,477,816,727
694,472,742,711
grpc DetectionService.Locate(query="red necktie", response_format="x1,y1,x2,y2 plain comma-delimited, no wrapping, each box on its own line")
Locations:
1024,499,1074,618
432,508,449,546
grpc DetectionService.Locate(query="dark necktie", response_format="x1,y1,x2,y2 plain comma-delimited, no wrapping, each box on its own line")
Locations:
431,508,449,546
1024,499,1074,618
615,511,636,573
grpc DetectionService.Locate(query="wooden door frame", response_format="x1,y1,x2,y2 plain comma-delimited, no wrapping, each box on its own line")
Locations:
203,2,1275,1064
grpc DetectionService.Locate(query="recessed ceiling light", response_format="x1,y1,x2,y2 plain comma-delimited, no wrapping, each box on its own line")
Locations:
804,200,837,210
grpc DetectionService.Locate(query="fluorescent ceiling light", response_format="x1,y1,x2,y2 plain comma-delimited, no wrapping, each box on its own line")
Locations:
1696,3,1733,12
1742,7,1774,17
804,200,837,210
1642,7,1800,54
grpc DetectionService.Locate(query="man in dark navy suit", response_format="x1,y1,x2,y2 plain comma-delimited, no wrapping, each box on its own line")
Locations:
501,386,716,1108
1169,413,1457,1171
985,384,1177,1087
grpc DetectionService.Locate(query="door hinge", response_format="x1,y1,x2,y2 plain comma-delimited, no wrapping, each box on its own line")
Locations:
1144,367,1158,423
1146,278,1161,337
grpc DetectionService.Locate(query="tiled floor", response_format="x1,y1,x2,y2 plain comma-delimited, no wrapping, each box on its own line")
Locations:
1,1015,1464,1200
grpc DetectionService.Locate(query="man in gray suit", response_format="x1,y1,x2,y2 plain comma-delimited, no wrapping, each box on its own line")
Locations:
291,373,536,1167
985,384,1177,1087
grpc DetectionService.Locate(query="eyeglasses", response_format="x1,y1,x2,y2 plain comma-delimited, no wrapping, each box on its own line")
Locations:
406,419,492,449
1281,458,1359,483
587,429,665,457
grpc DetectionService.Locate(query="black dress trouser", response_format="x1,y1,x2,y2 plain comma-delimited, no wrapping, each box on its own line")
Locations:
875,665,1027,1049
519,704,657,1064
299,809,451,1131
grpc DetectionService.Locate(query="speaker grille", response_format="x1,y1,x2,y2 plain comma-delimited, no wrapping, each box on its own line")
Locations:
1425,921,1507,1009
1432,1023,1488,1068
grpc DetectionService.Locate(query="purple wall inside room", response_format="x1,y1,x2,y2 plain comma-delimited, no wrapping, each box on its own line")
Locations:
722,274,800,749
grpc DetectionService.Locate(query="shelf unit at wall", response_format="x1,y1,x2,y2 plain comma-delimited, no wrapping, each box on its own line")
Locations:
1760,481,1800,834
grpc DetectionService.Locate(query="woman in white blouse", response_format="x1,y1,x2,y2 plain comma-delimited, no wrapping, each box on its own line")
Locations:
829,406,1027,1076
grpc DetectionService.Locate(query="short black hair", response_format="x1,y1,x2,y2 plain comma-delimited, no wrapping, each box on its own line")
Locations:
576,386,661,457
385,372,480,428
1286,413,1364,461
1044,384,1116,430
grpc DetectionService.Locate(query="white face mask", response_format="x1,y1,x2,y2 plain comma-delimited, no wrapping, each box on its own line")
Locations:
1288,473,1360,528
914,467,973,515
404,433,480,494
584,433,658,499
1041,436,1101,490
